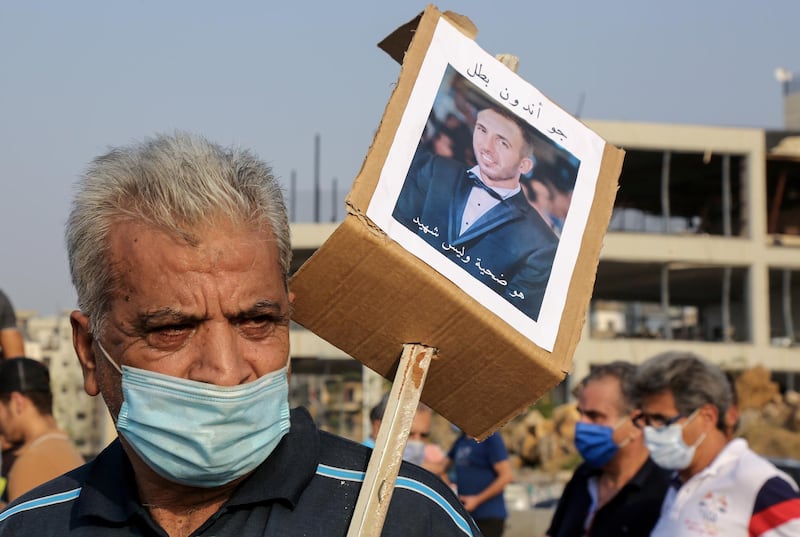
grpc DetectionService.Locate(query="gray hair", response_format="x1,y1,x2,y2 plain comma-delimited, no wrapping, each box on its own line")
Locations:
66,132,291,335
580,361,638,414
633,351,732,432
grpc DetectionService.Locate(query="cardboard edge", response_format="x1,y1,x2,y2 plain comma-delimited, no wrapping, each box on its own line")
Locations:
550,143,626,373
351,6,478,213
377,5,478,65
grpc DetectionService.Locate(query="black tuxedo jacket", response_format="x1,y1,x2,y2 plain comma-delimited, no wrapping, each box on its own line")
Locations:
393,151,558,320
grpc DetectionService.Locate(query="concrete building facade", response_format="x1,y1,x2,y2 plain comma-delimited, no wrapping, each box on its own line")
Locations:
13,119,800,454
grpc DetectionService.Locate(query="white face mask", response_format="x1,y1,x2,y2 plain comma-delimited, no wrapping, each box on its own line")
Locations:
644,409,706,470
404,439,426,466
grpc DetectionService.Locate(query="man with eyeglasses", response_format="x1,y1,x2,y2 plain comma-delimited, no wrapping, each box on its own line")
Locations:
634,351,800,536
545,361,671,537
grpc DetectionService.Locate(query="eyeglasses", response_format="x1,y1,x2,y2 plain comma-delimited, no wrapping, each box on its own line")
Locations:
632,411,689,430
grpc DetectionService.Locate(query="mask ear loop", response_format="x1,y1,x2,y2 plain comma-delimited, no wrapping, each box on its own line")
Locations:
684,407,708,449
613,415,636,449
96,342,123,375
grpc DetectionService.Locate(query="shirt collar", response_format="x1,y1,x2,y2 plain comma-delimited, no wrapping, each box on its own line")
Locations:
694,437,746,480
226,407,319,508
467,165,521,198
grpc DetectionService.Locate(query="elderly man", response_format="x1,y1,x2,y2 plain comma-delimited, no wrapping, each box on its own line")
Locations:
0,133,480,537
545,361,671,537
634,351,800,536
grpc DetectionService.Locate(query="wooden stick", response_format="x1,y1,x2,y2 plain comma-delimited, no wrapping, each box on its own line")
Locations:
495,53,519,73
346,343,436,537
347,53,515,536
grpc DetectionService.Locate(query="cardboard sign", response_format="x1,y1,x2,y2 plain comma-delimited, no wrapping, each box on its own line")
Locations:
290,5,623,439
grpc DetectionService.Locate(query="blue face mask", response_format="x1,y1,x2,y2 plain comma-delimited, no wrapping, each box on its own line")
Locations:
574,421,624,468
98,343,290,488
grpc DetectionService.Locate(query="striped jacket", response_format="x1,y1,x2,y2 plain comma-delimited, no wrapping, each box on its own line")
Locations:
0,407,479,536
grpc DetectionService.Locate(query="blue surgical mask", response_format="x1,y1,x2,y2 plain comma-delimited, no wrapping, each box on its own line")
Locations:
574,421,624,468
97,342,290,488
644,410,706,471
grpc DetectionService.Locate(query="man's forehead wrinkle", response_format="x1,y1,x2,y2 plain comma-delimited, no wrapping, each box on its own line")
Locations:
135,307,203,325
248,299,285,311
129,298,287,323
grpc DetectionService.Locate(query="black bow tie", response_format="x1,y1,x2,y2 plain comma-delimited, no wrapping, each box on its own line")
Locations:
467,171,503,201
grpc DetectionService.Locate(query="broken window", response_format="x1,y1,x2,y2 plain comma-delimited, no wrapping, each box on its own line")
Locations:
769,268,799,347
766,133,800,242
609,150,744,237
590,261,750,342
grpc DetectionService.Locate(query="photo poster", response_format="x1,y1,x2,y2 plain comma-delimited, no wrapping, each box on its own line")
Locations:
366,17,606,352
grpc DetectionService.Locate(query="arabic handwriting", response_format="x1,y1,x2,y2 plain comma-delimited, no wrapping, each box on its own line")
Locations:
442,242,463,257
498,88,520,108
509,290,525,299
413,216,439,238
468,61,546,118
474,258,508,287
442,242,472,263
467,62,490,86
548,126,567,141
522,102,543,119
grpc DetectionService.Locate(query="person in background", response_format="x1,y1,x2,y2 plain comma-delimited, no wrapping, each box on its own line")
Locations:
0,290,24,359
363,394,388,449
447,429,513,537
634,351,800,536
0,358,83,503
422,127,457,159
407,403,451,485
543,169,573,235
520,159,576,238
0,132,480,537
545,361,671,537
520,176,557,235
0,289,24,503
364,395,450,484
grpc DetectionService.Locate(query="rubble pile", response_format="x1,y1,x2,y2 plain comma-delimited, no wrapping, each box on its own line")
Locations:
736,366,800,459
500,403,581,472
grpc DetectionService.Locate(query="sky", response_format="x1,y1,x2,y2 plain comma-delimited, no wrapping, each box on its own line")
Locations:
1,0,798,317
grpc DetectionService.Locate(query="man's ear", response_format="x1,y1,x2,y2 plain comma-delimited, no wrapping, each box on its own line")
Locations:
70,311,100,396
518,156,534,177
699,403,719,429
9,391,27,414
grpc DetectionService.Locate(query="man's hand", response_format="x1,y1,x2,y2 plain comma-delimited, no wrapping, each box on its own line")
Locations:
459,494,482,512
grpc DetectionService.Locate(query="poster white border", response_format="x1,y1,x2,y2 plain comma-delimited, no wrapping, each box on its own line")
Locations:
366,18,606,351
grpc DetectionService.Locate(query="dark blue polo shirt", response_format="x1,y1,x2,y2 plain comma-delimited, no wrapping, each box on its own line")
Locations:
0,407,479,536
546,457,671,537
